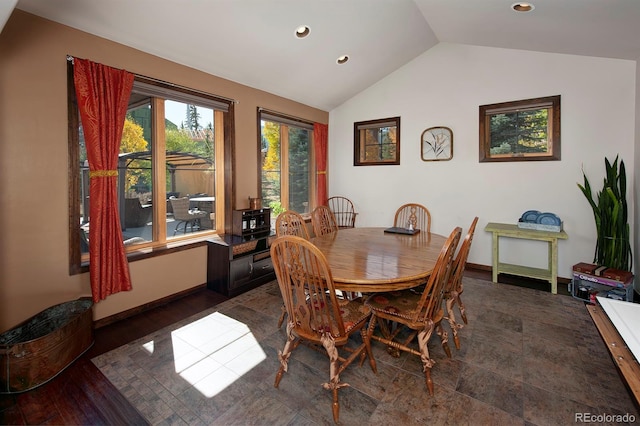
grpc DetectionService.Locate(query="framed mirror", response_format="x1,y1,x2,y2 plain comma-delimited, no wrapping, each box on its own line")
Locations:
479,95,560,162
354,116,400,166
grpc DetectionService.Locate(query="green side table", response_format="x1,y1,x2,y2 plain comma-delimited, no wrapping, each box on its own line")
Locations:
484,222,568,294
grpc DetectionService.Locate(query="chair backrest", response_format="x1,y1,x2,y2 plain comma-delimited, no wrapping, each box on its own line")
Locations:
446,217,479,294
170,197,191,221
311,205,339,237
270,235,348,343
124,198,152,228
327,196,357,228
394,203,431,233
275,210,310,239
413,226,462,323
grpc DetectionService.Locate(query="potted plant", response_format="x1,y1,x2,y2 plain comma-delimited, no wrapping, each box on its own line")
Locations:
577,156,632,271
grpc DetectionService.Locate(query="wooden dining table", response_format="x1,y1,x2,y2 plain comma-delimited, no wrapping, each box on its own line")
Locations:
310,227,447,293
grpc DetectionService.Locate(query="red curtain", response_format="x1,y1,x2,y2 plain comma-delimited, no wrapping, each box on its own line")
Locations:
74,58,134,302
314,123,328,206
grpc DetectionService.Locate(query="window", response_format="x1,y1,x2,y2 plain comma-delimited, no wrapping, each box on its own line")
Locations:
258,109,314,215
479,95,560,162
69,65,232,272
354,117,400,166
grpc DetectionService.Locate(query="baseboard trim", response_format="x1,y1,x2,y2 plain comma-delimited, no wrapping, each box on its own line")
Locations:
93,283,209,329
466,262,571,284
466,262,491,273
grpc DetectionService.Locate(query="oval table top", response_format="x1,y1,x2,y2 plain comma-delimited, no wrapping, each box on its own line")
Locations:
310,227,447,293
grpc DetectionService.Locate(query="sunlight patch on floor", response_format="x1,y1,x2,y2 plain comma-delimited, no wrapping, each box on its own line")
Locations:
159,311,267,397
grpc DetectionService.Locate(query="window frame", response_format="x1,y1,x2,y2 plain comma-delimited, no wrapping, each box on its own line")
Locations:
257,108,316,215
353,116,401,166
479,95,561,163
68,62,234,274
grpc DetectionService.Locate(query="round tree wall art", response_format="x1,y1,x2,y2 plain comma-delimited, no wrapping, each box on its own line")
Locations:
421,126,453,161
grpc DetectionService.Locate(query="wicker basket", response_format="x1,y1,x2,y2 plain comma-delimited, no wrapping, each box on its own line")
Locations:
232,240,258,256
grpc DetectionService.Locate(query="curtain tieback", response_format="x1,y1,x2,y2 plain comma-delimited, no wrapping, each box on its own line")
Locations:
89,170,118,178
317,170,327,175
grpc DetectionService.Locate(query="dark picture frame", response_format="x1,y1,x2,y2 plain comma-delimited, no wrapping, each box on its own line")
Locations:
354,116,400,166
479,95,561,162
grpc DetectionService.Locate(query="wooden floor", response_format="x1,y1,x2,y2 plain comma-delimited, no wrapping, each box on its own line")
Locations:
0,270,565,425
0,289,229,425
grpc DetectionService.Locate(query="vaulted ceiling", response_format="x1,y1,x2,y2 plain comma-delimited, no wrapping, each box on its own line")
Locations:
6,0,640,111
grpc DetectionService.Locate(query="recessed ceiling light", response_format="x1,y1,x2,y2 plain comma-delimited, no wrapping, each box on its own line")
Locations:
294,25,310,39
337,55,349,65
512,2,534,12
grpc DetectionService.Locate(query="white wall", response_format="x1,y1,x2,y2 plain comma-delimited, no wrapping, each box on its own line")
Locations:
329,43,636,281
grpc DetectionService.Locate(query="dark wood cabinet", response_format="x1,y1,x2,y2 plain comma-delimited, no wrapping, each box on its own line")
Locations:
207,214,275,297
232,208,271,238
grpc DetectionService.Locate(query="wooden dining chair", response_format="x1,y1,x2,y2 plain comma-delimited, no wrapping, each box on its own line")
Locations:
444,217,478,349
274,210,310,328
311,205,339,237
327,196,357,229
364,226,462,396
393,203,431,233
270,235,377,424
275,210,310,239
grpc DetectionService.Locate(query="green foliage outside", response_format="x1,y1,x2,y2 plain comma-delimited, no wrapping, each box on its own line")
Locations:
268,201,285,216
123,104,214,194
288,127,310,213
260,121,310,213
577,156,632,271
489,109,548,155
121,118,149,192
363,127,396,161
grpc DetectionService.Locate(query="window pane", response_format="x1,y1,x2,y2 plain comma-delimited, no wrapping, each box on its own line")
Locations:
120,101,153,244
288,127,310,214
261,121,281,212
79,126,89,254
165,100,216,238
260,118,312,215
489,108,549,156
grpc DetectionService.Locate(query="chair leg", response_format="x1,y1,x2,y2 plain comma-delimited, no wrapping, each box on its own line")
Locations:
274,325,296,388
320,333,345,424
457,293,468,325
331,389,340,424
417,324,436,396
277,304,287,328
173,220,185,236
361,325,377,374
445,296,462,350
436,323,451,358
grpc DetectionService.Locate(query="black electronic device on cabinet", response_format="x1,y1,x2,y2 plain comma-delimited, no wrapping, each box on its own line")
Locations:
207,221,276,297
232,208,271,238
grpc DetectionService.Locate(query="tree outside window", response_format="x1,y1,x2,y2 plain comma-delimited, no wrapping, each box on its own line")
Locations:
259,110,313,215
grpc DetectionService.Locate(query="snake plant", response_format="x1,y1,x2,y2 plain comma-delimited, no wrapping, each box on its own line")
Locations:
577,156,632,271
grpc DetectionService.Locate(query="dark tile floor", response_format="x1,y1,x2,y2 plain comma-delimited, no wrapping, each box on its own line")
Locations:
92,277,639,425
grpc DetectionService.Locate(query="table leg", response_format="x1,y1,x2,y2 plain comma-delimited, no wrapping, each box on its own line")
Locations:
550,239,558,294
491,232,499,283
